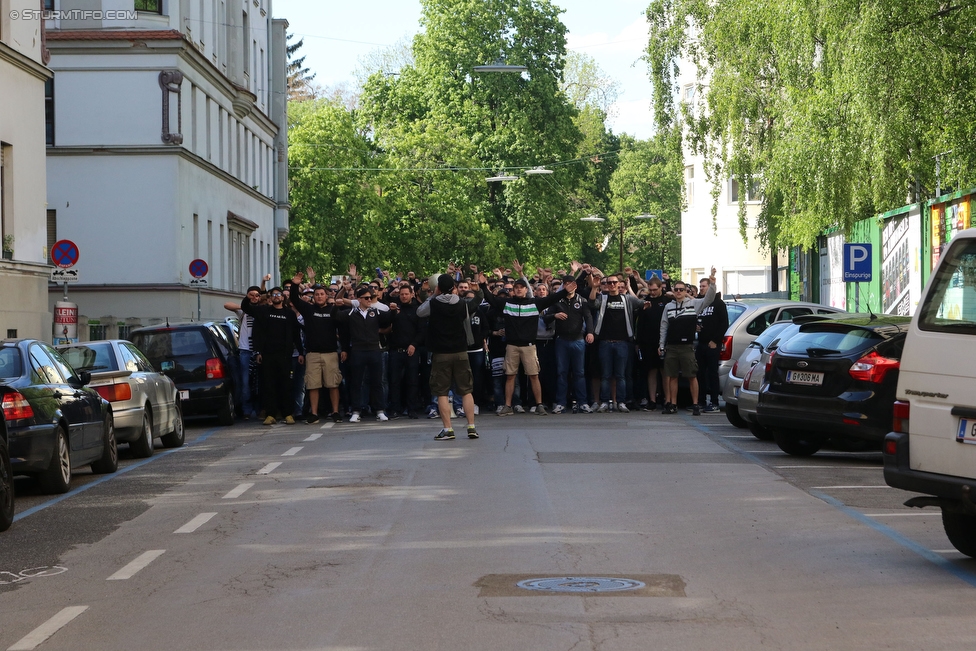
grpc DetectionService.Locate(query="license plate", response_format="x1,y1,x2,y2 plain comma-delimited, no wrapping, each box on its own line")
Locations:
179,390,189,401
786,370,824,386
956,419,976,444
734,387,740,398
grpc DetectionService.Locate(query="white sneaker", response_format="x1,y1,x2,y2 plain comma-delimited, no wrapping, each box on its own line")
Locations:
455,408,465,418
552,404,565,414
578,403,594,414
589,403,600,413
376,411,389,422
514,405,525,414
474,405,480,415
597,402,609,413
529,405,537,413
617,402,630,413
349,412,361,423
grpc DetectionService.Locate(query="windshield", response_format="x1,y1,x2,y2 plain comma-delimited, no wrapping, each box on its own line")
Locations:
779,326,882,356
0,347,23,379
59,343,119,372
132,329,209,360
918,239,976,335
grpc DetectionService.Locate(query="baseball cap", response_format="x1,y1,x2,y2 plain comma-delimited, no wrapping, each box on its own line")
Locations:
561,274,576,284
437,273,456,293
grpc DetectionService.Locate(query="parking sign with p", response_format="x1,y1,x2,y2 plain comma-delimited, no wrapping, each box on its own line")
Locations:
843,243,872,282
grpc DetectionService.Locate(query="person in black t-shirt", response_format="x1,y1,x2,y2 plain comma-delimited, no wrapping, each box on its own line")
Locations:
635,276,669,410
590,274,646,413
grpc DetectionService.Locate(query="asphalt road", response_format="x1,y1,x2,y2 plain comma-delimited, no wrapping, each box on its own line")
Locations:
1,411,974,650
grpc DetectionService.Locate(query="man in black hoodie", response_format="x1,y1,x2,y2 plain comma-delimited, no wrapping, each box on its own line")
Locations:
478,262,571,416
417,274,480,440
241,287,305,425
336,286,393,423
695,277,729,413
387,283,426,419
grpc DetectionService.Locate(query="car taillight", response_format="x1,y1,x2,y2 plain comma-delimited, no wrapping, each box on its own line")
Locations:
94,383,132,402
743,365,755,384
849,351,900,383
892,400,910,434
2,392,34,420
206,358,226,379
731,360,739,377
719,335,733,361
765,351,776,374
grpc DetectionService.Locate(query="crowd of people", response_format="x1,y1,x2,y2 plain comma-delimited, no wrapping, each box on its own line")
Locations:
225,260,727,440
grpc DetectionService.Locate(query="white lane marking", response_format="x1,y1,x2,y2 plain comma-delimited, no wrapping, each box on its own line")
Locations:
257,462,282,475
222,483,254,499
724,435,759,439
810,485,891,490
7,606,88,651
863,512,934,517
304,433,323,442
107,550,166,580
174,512,217,534
320,422,335,430
282,447,303,456
934,549,962,554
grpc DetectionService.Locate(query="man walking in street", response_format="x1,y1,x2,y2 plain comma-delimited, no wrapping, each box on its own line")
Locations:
241,286,305,425
417,273,480,440
659,267,717,416
478,261,571,416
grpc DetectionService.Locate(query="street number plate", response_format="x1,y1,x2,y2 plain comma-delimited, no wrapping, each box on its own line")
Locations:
956,419,976,444
786,370,824,386
179,390,189,401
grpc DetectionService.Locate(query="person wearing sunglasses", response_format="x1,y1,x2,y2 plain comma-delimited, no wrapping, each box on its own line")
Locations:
588,273,647,413
659,267,717,416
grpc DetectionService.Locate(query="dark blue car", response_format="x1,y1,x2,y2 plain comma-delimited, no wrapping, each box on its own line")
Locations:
0,339,117,495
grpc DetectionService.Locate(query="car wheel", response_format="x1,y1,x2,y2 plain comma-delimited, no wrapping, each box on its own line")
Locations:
773,429,824,457
218,392,235,426
748,422,774,441
942,510,976,558
725,404,748,428
91,414,118,474
39,425,72,494
129,409,154,459
0,437,14,532
160,401,185,448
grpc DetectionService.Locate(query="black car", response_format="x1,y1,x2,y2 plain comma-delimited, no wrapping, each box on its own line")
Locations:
756,314,910,456
129,323,237,425
0,339,117,494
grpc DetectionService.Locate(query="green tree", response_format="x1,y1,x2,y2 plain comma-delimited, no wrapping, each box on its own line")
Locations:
645,0,976,249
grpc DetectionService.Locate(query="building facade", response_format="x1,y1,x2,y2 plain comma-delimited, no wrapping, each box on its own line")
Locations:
44,0,289,334
0,1,55,339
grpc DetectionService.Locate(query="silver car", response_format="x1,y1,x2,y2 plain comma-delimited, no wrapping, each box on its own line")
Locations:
58,340,185,457
737,322,810,440
720,300,845,426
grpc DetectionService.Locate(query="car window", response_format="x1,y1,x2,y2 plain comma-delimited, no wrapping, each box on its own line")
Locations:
122,342,156,373
0,347,23,379
59,343,119,372
29,344,65,385
752,321,792,349
777,307,812,320
117,344,141,373
918,238,976,335
745,309,777,336
817,308,840,314
779,327,883,355
209,325,232,357
42,344,82,383
726,303,748,327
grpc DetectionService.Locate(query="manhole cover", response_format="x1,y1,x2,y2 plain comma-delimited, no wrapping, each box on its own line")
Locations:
516,577,646,593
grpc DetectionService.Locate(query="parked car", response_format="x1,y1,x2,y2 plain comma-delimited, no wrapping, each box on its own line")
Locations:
883,228,976,557
756,313,910,456
720,300,845,425
58,340,185,457
0,339,117,494
129,323,237,425
1,417,13,531
736,320,820,441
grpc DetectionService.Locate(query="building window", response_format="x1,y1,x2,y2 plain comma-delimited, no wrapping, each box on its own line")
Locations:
44,0,55,11
682,84,695,102
135,0,163,13
47,210,57,257
730,178,761,204
45,79,55,145
685,165,694,208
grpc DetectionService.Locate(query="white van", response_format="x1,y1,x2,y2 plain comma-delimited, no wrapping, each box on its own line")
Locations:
884,227,976,556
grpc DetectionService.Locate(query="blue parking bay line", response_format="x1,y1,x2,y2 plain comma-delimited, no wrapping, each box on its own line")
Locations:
12,427,221,523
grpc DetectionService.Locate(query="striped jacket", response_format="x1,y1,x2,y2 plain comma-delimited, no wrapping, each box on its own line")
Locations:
480,284,567,347
659,282,716,349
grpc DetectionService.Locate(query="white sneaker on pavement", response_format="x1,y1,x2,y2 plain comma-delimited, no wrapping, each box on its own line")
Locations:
349,412,361,423
376,411,389,422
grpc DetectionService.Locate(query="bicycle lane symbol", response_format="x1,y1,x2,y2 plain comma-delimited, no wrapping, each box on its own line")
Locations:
0,566,68,585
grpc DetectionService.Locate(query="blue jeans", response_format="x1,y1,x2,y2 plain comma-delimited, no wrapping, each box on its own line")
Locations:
555,338,587,407
599,340,630,403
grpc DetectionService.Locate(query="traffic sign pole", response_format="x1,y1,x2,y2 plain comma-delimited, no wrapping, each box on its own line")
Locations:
188,259,209,321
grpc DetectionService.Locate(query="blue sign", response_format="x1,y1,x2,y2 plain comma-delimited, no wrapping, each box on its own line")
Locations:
843,244,872,282
51,239,79,268
645,269,664,282
189,259,209,279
